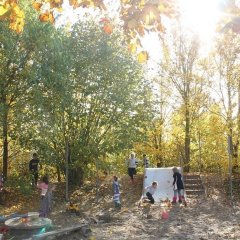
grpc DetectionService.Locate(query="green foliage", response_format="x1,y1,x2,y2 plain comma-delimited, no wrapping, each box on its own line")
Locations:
5,172,33,195
6,18,152,183
1,3,240,184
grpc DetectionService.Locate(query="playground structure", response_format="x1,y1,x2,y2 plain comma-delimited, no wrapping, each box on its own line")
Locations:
143,167,183,202
4,213,51,230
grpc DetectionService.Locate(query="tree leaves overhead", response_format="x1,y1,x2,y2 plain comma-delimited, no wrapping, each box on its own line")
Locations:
0,0,176,64
120,0,175,38
220,0,240,33
0,0,24,33
137,50,148,63
120,0,175,63
0,0,175,34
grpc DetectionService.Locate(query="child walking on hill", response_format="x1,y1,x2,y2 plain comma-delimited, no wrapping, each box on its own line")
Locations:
172,167,185,204
127,153,138,183
113,176,121,209
143,181,158,204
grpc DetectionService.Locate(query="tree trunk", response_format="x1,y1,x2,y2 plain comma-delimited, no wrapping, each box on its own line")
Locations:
233,80,240,172
56,166,61,182
2,95,8,178
69,167,84,186
198,131,203,173
184,106,190,172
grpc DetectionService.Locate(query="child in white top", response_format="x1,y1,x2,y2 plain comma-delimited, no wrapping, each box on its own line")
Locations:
127,153,138,183
144,181,158,204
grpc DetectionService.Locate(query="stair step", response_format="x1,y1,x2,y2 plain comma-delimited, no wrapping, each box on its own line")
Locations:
184,184,204,190
183,174,205,197
183,174,201,179
184,176,201,180
185,189,205,195
184,179,202,184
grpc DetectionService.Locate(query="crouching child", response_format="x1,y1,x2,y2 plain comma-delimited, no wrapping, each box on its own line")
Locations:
144,181,158,204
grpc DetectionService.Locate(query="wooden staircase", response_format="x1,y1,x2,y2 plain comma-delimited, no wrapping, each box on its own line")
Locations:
183,174,205,197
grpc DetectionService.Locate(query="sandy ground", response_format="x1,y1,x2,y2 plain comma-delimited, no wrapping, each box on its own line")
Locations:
1,175,240,239
90,198,240,240
51,175,240,240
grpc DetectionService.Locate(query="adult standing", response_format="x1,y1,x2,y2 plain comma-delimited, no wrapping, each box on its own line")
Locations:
29,153,40,186
143,154,150,168
127,153,138,183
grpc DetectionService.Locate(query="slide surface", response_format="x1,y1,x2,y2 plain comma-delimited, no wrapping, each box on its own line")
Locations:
143,167,183,202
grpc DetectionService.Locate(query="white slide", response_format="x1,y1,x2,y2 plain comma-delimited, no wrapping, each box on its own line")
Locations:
143,167,183,202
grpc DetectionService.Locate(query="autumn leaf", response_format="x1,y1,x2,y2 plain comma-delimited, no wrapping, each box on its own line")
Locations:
32,2,42,11
11,4,24,18
103,23,113,34
137,51,148,63
39,11,54,23
128,43,137,53
0,5,11,18
69,0,81,9
50,0,63,8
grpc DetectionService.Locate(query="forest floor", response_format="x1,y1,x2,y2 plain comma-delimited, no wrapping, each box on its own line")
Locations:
1,174,240,239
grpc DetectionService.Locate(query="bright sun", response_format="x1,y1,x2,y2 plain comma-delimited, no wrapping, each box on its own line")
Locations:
142,0,223,62
178,0,222,43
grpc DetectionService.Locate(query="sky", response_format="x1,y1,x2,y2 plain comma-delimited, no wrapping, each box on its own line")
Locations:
54,0,237,64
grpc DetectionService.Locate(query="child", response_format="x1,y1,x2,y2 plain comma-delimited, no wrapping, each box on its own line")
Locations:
46,184,56,215
172,167,185,204
143,154,150,168
112,176,121,209
144,181,158,204
127,153,138,183
37,175,49,217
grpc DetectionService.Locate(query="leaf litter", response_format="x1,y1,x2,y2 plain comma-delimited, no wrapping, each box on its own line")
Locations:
1,174,240,239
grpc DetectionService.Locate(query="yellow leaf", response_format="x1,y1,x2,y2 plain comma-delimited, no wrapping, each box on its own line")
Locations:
128,43,137,53
56,7,63,12
0,5,11,18
158,3,165,12
9,16,24,33
139,0,145,9
121,0,130,3
12,4,24,18
137,51,148,63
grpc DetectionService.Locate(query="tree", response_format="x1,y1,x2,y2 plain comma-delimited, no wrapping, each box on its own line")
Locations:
133,71,173,167
17,19,150,184
0,4,67,178
161,29,209,172
210,32,240,170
